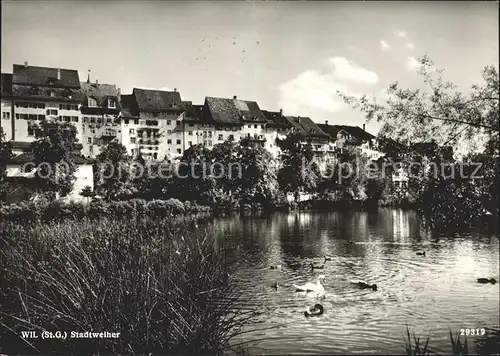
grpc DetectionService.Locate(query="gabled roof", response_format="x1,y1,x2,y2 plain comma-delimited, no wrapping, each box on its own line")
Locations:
1,73,12,96
132,88,183,111
12,64,81,88
262,110,289,128
183,101,208,123
205,97,242,125
120,94,139,118
235,99,268,123
80,82,121,110
318,124,375,142
285,116,329,138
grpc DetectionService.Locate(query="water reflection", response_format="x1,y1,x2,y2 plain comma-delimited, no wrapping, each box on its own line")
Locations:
207,210,499,354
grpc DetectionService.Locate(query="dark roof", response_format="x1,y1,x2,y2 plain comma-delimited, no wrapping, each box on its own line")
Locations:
1,73,12,96
183,102,207,123
285,116,329,138
120,94,139,118
80,82,121,110
132,88,183,111
318,124,375,142
12,64,81,88
234,99,269,123
8,151,93,165
262,110,289,128
205,97,242,125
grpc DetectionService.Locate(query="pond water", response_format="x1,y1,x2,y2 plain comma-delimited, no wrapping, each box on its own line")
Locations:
203,209,499,354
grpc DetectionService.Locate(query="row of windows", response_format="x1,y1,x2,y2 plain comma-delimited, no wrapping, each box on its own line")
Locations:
2,112,10,119
123,119,140,125
83,117,116,124
247,124,265,129
16,114,45,120
15,102,46,109
60,104,79,111
165,139,183,145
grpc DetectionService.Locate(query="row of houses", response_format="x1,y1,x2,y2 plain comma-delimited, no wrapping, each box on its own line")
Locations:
1,62,385,162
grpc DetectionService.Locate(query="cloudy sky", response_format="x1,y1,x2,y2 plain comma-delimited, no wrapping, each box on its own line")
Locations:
1,1,498,134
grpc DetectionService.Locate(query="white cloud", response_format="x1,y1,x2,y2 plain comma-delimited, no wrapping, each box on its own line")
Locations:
406,42,415,50
278,56,378,114
327,57,380,85
395,29,407,38
405,56,421,71
278,70,350,114
380,40,391,51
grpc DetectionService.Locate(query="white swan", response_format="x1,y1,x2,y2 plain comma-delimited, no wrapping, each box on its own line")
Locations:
293,274,326,293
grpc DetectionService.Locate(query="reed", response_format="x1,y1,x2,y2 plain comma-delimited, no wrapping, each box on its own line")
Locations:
0,217,256,355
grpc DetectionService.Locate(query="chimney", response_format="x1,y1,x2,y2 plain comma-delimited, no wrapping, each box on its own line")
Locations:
297,116,301,123
96,79,99,85
233,95,237,100
279,108,283,116
87,69,91,83
363,123,366,131
174,88,177,92
325,120,329,125
24,61,28,68
57,69,61,80
117,87,121,96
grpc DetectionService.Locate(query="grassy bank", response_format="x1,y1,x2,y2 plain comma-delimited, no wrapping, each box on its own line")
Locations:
0,217,255,355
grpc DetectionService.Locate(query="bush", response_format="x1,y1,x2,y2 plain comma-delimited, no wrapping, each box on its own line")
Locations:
0,199,211,222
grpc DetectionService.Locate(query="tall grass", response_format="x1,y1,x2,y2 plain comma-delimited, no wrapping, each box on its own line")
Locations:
404,325,430,356
0,217,257,355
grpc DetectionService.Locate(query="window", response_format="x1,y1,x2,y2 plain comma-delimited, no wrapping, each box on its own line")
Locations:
2,112,10,119
261,125,264,129
248,125,251,128
108,99,116,108
88,97,97,107
254,124,257,128
27,127,34,136
188,131,193,136
72,117,78,122
176,149,181,154
38,115,45,120
167,120,171,125
229,134,234,140
167,139,172,144
50,91,56,97
87,137,92,144
134,119,139,125
125,119,129,125
167,130,172,134
46,109,58,116
208,141,212,146
130,129,135,135
176,121,181,126
153,153,158,159
176,139,181,145
188,141,192,146
90,117,96,124
189,123,194,127
218,134,223,141
140,120,146,125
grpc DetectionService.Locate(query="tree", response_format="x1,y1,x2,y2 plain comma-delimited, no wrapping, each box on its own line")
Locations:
340,55,499,229
80,185,94,203
30,121,79,199
0,128,13,200
277,132,319,203
95,142,136,200
235,138,279,209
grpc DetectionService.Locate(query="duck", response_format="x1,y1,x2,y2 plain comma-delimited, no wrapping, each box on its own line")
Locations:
324,255,333,262
311,262,325,270
416,251,426,256
352,280,378,291
293,275,326,293
270,264,282,270
304,303,324,317
272,281,279,289
477,278,496,284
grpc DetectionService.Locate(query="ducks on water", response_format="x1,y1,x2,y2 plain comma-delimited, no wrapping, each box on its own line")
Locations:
311,262,325,270
304,303,324,317
272,281,279,289
477,278,496,284
324,255,333,262
352,281,378,291
270,264,282,270
416,251,426,256
293,275,326,293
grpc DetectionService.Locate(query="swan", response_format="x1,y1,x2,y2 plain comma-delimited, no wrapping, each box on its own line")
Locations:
293,275,326,293
304,303,324,317
477,278,496,284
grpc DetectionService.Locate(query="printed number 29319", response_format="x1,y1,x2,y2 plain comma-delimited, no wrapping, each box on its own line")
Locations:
461,328,485,336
